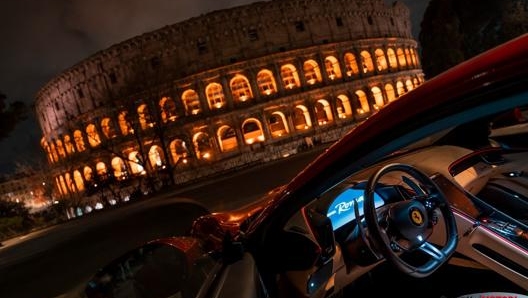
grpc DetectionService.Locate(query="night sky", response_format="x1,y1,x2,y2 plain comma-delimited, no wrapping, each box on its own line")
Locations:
0,0,429,175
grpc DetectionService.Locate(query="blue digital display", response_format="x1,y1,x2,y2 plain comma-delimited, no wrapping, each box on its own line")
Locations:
326,188,385,230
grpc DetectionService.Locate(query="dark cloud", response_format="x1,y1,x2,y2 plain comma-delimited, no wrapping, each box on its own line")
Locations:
0,0,428,174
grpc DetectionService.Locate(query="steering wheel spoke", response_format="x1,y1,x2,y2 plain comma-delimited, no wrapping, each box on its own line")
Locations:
418,241,446,262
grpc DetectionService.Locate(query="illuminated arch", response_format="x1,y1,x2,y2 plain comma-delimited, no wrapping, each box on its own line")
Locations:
64,135,74,155
387,48,398,69
118,111,131,135
137,104,153,130
293,105,312,130
355,90,370,114
58,175,68,195
182,89,202,115
336,95,353,119
396,81,406,96
86,124,101,147
397,48,407,67
148,145,165,169
410,48,419,67
56,139,66,158
360,51,374,73
324,56,342,80
83,166,93,182
230,75,253,102
303,59,322,85
96,162,107,176
280,64,300,89
344,53,359,76
268,111,289,138
73,170,84,191
257,69,277,96
217,125,238,152
65,172,75,193
49,143,59,162
315,99,334,125
385,83,396,102
193,132,214,160
242,118,265,145
413,78,419,88
128,151,145,175
405,48,413,67
406,79,414,92
73,130,86,152
205,83,226,110
159,96,177,122
101,117,116,139
169,139,189,165
111,157,127,179
371,87,384,110
374,49,388,71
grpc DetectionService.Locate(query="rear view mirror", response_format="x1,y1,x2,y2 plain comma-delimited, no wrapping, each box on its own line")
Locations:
85,243,186,298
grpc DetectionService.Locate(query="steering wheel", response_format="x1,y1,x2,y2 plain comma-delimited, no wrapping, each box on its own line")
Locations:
363,163,458,278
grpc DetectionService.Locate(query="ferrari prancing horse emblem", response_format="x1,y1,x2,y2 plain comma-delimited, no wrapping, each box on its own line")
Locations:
410,208,424,225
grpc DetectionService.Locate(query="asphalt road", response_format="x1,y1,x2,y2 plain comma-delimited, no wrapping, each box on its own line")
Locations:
0,148,325,298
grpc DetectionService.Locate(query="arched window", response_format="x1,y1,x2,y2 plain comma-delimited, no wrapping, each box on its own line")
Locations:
84,166,93,182
64,135,75,155
405,49,413,67
58,175,68,195
205,83,226,110
73,170,84,191
169,139,189,165
159,96,178,122
268,112,289,138
128,152,145,175
56,139,66,158
74,130,86,152
303,59,322,85
101,118,116,139
96,162,107,177
355,90,370,114
397,48,407,67
217,125,238,152
387,48,398,69
49,143,59,162
118,111,131,135
396,81,406,96
65,173,75,193
413,78,419,88
182,89,202,115
315,100,334,125
230,75,253,102
336,95,353,119
111,157,127,179
374,49,388,71
242,118,265,144
385,83,396,102
193,132,214,160
360,51,374,73
371,87,384,110
324,56,342,80
137,104,153,130
257,69,277,96
86,124,101,147
344,53,359,76
410,48,419,67
293,105,312,130
281,64,300,89
149,145,165,169
406,79,414,92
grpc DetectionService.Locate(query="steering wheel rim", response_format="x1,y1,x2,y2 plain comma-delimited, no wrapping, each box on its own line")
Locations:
363,163,458,278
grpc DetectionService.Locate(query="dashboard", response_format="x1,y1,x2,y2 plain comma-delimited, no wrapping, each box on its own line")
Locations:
326,187,385,231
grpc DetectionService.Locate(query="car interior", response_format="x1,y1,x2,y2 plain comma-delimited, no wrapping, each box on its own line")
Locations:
276,102,528,297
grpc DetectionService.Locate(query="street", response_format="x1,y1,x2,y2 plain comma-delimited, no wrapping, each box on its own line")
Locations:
0,148,324,298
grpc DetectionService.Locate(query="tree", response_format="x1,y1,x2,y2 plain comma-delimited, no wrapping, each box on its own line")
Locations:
0,91,28,140
419,0,528,78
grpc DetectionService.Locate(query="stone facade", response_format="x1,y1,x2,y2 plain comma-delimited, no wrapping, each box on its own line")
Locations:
35,0,424,202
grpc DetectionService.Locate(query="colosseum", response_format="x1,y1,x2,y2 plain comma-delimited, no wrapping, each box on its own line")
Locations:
35,0,424,209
